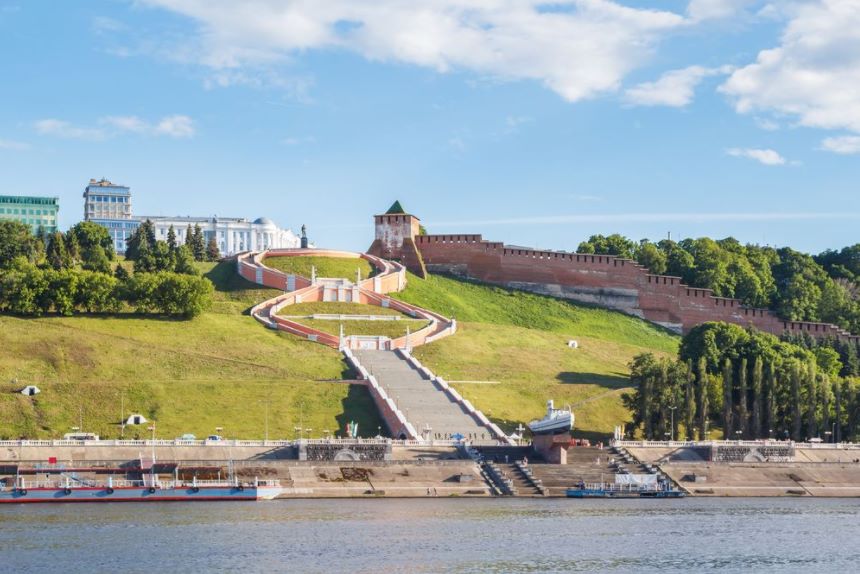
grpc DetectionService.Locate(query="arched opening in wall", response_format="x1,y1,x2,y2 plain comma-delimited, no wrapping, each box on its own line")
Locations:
398,432,407,440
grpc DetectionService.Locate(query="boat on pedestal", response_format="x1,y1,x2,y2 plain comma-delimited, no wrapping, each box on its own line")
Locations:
528,400,574,436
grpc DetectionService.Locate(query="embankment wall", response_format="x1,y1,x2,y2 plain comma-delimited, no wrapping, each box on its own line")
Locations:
414,234,859,340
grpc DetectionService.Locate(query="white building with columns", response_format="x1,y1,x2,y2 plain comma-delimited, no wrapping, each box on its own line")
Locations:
139,215,301,255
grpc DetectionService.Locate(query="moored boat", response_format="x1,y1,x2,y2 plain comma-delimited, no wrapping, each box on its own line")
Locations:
0,477,282,503
528,400,574,435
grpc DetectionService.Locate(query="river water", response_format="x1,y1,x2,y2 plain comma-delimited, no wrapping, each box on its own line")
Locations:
2,498,858,573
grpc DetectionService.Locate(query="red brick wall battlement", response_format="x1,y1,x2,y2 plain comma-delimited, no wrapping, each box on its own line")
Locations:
414,234,859,342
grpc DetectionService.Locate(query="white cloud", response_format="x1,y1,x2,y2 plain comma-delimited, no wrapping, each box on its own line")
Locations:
687,0,755,22
625,65,732,107
35,115,195,139
821,135,860,155
0,138,30,151
141,0,686,102
102,115,150,133
154,115,195,137
726,147,787,165
754,116,780,131
721,0,860,134
34,119,106,140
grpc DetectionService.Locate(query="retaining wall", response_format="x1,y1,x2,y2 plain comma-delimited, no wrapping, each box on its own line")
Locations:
414,234,859,340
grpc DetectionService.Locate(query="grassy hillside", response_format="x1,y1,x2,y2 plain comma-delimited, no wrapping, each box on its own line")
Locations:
0,261,382,440
394,274,679,440
0,255,678,441
263,255,375,280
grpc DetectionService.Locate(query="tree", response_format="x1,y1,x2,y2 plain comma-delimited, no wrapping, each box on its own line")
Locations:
722,358,733,439
684,360,696,440
751,357,763,438
45,231,71,270
0,220,38,267
114,263,130,282
696,357,709,440
737,357,749,438
38,268,78,315
791,362,802,440
75,271,120,313
69,221,115,261
205,237,220,262
0,258,47,315
766,363,777,439
173,245,197,275
81,244,111,274
807,361,817,439
635,241,668,275
167,225,177,252
125,219,156,260
190,224,205,261
577,234,637,259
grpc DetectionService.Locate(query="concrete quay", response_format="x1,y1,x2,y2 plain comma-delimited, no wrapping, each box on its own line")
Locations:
618,441,860,497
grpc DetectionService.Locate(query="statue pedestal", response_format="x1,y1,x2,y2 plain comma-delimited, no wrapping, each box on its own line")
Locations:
532,432,571,465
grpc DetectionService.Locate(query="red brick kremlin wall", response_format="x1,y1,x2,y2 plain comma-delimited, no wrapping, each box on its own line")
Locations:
412,233,859,342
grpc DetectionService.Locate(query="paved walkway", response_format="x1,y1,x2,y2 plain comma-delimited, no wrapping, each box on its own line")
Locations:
354,350,491,438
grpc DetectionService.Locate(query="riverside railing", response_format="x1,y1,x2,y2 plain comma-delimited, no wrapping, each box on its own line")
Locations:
612,439,860,449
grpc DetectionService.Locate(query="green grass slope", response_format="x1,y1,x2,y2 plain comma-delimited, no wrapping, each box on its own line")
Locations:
0,261,382,440
394,274,679,440
263,255,375,280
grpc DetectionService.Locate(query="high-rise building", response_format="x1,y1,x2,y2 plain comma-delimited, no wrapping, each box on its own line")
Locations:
83,178,139,253
0,195,60,234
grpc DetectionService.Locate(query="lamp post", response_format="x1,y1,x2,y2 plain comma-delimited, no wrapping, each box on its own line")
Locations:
735,429,742,443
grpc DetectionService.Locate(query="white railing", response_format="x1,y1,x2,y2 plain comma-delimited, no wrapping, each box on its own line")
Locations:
613,439,860,449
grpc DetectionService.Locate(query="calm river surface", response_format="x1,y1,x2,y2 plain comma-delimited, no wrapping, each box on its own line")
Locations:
2,498,859,573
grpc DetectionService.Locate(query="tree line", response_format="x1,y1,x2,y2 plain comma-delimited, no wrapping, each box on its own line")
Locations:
577,234,860,335
0,220,212,318
623,322,860,442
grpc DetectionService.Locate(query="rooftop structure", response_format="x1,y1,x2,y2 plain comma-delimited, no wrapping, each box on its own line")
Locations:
0,195,60,234
83,178,138,253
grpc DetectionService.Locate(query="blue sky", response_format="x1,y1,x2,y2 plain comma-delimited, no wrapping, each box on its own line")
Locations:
1,0,858,253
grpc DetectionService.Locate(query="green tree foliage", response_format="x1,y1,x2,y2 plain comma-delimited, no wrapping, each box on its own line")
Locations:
45,231,72,270
173,245,198,275
205,237,220,261
167,225,177,252
125,219,156,260
577,234,637,259
635,241,667,275
69,221,115,261
626,321,860,441
123,272,213,317
577,232,860,333
0,220,40,267
190,224,206,261
623,354,691,440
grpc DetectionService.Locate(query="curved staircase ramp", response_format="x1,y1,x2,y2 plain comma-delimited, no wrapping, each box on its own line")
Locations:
238,248,508,444
352,349,509,443
238,249,456,349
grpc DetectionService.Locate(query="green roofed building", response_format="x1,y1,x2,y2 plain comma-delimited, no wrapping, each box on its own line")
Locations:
0,195,59,234
385,200,407,215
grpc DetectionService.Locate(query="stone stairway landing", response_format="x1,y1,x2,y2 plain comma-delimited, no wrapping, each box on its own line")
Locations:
354,349,490,438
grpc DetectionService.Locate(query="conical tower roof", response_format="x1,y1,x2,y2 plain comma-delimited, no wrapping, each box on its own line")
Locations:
385,200,407,215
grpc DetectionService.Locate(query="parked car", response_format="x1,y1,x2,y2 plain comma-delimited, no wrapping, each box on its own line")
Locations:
176,434,197,441
206,435,224,441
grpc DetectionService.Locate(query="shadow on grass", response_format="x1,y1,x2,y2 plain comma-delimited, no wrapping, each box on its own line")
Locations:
555,371,630,389
335,384,386,439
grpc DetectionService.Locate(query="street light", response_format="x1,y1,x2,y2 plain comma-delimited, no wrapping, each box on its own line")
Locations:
735,430,742,443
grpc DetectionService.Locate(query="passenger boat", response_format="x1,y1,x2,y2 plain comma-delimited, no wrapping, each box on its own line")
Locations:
528,400,574,435
0,461,282,503
566,482,685,499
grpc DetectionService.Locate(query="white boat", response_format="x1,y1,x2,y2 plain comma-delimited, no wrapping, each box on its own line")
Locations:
528,400,574,435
